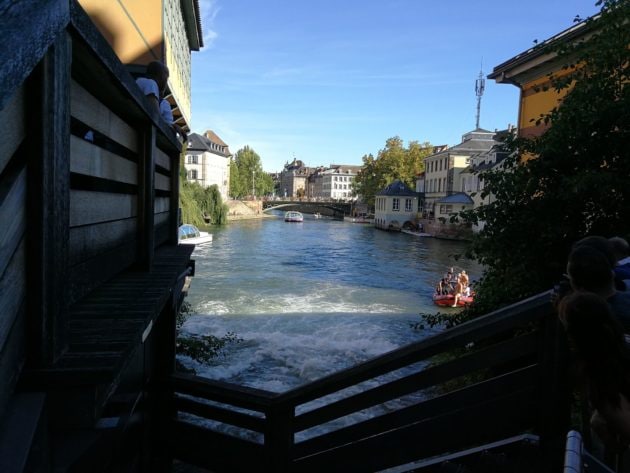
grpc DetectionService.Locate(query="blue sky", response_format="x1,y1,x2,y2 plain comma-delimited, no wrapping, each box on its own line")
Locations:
191,0,600,172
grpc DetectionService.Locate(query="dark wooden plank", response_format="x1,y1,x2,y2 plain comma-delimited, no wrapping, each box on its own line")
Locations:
68,240,137,305
293,386,538,473
0,0,70,110
0,85,25,175
174,395,266,433
27,31,71,363
70,190,137,226
70,83,138,153
70,172,138,195
68,217,137,266
0,392,47,473
171,420,264,473
70,117,138,163
137,125,155,270
276,291,552,407
294,332,539,432
0,162,27,276
155,220,169,248
169,150,180,244
0,304,26,420
172,372,276,411
293,366,540,460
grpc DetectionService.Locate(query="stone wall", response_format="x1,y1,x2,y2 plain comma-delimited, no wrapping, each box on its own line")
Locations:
420,219,473,241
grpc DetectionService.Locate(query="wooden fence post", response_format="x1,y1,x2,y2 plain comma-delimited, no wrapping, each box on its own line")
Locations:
138,125,155,270
265,404,294,472
28,31,71,365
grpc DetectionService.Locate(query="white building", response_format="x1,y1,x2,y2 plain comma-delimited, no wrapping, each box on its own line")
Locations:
184,131,231,200
374,180,420,231
309,164,361,201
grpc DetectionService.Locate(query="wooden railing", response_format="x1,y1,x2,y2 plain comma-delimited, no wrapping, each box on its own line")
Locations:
170,291,570,472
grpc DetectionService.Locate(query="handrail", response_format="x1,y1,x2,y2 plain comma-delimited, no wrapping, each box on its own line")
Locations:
172,372,276,411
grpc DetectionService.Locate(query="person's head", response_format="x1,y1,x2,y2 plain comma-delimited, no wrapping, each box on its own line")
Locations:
147,61,169,92
572,236,617,269
567,245,615,294
609,237,630,263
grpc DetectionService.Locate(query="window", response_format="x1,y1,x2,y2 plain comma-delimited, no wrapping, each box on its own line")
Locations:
189,169,198,179
439,204,453,214
392,198,400,211
188,155,199,164
405,199,412,212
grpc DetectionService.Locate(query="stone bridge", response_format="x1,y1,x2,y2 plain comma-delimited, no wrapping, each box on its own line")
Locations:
262,201,352,219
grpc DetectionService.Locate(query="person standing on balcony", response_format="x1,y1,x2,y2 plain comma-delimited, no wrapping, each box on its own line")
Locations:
135,61,186,141
136,61,169,115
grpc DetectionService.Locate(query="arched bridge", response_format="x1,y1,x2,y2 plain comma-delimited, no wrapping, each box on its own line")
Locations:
263,201,352,219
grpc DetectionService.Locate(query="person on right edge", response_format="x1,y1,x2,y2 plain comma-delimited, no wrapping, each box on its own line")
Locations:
559,292,630,451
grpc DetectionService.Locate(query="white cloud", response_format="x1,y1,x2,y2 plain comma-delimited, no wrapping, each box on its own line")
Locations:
198,0,220,49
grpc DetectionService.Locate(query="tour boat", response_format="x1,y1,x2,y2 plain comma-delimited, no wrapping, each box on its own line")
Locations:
179,224,213,245
432,293,474,307
284,211,304,223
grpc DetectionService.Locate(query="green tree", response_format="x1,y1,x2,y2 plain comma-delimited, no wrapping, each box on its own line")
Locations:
461,0,630,315
353,137,432,206
229,146,274,198
180,182,228,226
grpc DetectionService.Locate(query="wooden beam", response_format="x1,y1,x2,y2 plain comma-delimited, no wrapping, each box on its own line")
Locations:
137,125,155,270
27,31,71,365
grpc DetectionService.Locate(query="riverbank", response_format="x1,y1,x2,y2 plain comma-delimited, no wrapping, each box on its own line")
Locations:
225,199,275,221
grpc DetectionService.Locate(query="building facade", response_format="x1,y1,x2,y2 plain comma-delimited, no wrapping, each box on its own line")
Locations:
423,130,496,217
488,18,594,139
185,131,232,200
308,164,361,201
374,180,420,231
78,0,203,131
279,159,312,198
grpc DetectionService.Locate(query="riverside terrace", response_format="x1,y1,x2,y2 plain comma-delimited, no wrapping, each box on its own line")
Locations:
0,1,619,472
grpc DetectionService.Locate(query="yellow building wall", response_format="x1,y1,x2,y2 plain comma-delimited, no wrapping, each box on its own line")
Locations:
518,72,573,138
78,0,163,65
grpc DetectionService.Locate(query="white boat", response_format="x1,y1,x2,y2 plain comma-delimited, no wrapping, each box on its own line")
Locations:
314,212,322,219
179,224,213,245
284,211,304,222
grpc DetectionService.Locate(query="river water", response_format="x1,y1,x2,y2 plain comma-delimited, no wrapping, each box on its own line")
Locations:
179,212,480,394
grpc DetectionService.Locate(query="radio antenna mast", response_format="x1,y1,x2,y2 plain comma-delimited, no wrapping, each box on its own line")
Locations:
475,61,485,129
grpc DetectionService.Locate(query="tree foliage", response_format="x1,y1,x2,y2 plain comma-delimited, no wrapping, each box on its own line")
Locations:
461,0,630,315
229,146,274,198
180,182,228,226
353,137,432,206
